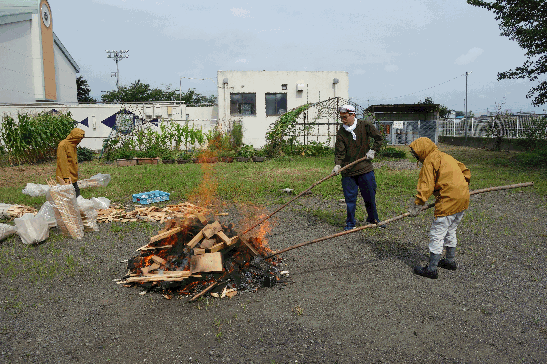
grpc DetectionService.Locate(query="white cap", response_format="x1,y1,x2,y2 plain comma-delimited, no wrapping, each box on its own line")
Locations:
338,104,355,113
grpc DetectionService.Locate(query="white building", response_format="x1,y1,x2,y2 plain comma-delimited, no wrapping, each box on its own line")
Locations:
0,0,80,104
217,71,349,147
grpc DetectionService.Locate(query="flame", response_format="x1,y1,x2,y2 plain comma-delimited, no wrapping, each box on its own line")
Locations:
188,149,219,209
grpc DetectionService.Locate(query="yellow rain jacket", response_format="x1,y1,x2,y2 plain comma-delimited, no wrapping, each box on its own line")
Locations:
409,137,471,217
56,128,85,183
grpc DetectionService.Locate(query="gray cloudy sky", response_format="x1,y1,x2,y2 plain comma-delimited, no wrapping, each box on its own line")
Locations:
51,0,545,114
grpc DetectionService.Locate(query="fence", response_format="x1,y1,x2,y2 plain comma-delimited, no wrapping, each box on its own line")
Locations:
291,97,439,146
438,114,547,139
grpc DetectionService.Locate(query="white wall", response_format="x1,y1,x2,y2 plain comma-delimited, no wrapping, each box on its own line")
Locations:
217,70,349,147
53,41,77,104
0,20,35,103
0,103,217,151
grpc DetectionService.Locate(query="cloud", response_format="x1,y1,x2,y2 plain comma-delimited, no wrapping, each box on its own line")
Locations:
235,59,248,63
454,47,484,65
231,8,251,18
384,65,399,72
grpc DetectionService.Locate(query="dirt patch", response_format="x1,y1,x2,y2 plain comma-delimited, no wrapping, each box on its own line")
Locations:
1,190,546,363
0,163,56,189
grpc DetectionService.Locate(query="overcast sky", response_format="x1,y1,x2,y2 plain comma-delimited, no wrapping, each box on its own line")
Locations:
51,0,545,114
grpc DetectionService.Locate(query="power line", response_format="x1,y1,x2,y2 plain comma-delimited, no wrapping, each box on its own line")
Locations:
373,72,467,103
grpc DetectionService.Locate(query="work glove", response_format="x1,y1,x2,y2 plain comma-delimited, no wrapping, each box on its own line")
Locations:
332,165,342,175
408,200,423,217
365,149,375,160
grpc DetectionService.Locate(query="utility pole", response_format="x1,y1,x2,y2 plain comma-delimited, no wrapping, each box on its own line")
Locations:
106,50,129,89
465,71,472,142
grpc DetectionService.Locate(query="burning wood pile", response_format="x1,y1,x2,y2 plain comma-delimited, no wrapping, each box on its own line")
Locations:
117,212,284,300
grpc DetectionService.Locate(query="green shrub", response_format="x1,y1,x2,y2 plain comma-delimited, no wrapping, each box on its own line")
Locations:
378,147,406,159
77,147,94,162
237,144,255,158
284,141,332,157
230,122,244,149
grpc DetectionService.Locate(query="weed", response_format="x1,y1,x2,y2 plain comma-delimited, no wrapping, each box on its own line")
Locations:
293,305,304,316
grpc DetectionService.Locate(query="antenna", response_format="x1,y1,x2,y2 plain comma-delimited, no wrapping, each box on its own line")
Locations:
106,50,129,89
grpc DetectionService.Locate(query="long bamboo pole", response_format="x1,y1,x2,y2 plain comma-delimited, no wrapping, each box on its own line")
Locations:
265,182,534,259
236,156,370,239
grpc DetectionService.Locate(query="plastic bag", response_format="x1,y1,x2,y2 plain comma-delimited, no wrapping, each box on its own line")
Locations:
0,223,17,241
36,201,57,228
14,213,49,245
0,203,13,218
76,196,99,232
90,173,111,187
90,197,111,209
77,173,111,189
46,184,84,240
22,183,51,197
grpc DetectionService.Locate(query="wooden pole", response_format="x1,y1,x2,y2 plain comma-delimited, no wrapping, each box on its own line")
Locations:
265,182,534,259
237,155,371,238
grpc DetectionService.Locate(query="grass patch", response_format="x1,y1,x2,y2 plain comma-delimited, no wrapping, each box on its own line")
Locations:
0,143,544,210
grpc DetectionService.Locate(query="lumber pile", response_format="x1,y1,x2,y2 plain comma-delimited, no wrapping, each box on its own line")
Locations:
97,202,208,224
5,205,37,218
117,214,283,299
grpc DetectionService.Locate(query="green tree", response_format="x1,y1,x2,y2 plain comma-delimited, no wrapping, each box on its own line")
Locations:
419,97,452,118
76,76,97,103
101,80,216,105
468,0,547,106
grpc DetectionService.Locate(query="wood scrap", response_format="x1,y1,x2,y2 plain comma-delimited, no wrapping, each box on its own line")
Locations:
97,202,208,224
200,238,216,249
189,282,218,302
203,221,222,238
190,252,223,273
149,227,183,244
141,262,160,275
187,231,204,248
150,255,167,265
5,205,37,218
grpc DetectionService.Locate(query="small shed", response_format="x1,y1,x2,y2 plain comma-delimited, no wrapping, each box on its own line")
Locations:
366,104,439,145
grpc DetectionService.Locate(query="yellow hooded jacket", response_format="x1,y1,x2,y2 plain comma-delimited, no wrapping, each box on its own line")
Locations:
56,128,85,183
409,137,471,217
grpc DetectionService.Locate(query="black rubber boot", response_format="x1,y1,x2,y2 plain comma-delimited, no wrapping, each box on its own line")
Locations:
413,253,441,279
438,247,458,270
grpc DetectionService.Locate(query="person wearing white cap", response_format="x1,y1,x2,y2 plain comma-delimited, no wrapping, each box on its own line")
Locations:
332,105,384,230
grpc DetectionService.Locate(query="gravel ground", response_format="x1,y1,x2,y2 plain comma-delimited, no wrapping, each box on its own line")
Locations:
1,186,546,363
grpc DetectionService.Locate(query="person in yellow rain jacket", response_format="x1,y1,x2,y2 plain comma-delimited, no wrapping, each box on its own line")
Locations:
408,137,471,279
56,128,85,197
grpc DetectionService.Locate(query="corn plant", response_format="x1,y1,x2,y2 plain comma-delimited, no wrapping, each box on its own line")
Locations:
0,111,75,165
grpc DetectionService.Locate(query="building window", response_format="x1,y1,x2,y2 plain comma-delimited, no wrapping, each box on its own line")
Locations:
230,93,256,115
265,93,287,116
281,84,287,90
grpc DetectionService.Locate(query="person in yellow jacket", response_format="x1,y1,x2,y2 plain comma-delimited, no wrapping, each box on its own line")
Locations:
56,128,85,197
408,137,471,279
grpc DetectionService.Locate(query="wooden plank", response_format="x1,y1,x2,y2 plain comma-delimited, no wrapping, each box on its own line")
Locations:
196,213,207,224
150,255,167,265
193,248,206,255
149,226,183,244
203,221,222,238
189,282,217,302
216,231,232,245
187,230,204,248
190,252,223,273
200,238,216,249
242,240,259,256
209,242,225,253
141,262,160,275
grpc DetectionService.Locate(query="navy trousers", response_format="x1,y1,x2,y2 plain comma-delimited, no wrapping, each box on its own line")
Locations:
342,170,379,229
